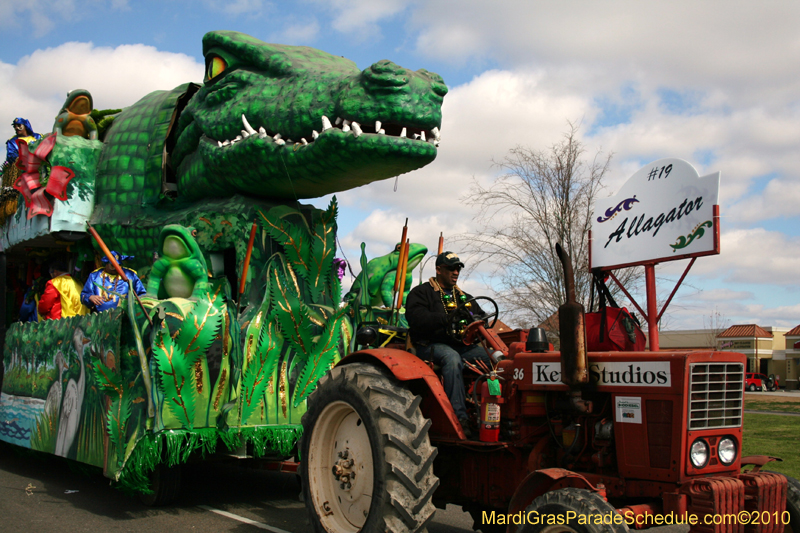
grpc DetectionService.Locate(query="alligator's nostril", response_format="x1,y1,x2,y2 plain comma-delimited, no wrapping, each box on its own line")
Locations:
365,60,409,87
371,59,404,75
432,82,448,97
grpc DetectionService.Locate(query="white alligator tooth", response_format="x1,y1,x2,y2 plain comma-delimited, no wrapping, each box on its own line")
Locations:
351,122,362,137
275,138,285,146
287,139,293,143
235,135,242,142
321,116,332,131
218,141,223,147
335,117,343,125
413,133,420,140
400,127,407,138
258,126,266,134
242,114,257,135
241,129,250,138
222,139,231,146
273,133,282,140
432,127,439,137
375,120,381,132
259,131,267,139
421,131,426,142
342,122,351,132
300,138,307,145
312,130,319,139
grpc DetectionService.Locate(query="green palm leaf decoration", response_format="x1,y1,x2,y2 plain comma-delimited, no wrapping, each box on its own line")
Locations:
94,359,135,462
238,320,281,424
152,323,198,429
307,198,337,301
174,288,224,364
259,207,312,283
269,265,314,357
292,307,348,407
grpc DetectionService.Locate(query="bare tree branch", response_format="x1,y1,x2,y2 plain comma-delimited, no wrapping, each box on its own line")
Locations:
457,123,640,331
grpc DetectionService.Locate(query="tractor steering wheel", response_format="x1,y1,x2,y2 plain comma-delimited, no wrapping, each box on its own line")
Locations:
445,296,499,344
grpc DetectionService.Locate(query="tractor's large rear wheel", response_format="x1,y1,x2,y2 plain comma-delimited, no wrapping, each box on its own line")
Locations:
517,488,628,533
301,362,439,533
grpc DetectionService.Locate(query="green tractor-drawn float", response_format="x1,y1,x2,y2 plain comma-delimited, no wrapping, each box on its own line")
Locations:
0,30,446,506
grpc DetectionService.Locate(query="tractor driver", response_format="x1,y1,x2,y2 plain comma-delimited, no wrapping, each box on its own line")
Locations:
405,251,491,438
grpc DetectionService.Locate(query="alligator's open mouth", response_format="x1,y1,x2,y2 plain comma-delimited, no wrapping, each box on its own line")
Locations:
210,114,441,149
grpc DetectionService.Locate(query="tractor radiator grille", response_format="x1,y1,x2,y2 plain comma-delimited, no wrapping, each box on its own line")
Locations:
688,363,744,430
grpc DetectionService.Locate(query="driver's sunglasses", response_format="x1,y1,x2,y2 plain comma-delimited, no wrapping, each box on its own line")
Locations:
444,265,462,272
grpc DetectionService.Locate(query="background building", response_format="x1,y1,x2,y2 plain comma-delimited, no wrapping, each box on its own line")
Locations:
656,324,795,390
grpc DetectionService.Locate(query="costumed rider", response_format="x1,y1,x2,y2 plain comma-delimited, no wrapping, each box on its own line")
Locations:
405,251,491,438
81,251,146,313
38,260,90,320
4,118,41,169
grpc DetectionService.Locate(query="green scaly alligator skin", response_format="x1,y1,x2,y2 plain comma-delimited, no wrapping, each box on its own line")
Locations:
91,30,447,257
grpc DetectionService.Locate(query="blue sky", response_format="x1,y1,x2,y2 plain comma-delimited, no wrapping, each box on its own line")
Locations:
2,0,799,331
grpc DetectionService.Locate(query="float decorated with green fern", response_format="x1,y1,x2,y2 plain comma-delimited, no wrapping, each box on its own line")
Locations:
0,29,445,499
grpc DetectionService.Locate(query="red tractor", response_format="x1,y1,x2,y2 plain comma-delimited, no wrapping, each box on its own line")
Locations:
300,249,799,533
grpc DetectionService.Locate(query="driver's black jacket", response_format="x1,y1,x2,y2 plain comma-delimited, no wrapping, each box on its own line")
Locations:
405,278,482,347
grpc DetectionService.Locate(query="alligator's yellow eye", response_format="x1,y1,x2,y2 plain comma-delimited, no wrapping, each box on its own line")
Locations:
207,56,227,80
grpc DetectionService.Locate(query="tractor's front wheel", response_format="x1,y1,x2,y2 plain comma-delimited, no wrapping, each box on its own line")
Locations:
517,488,628,533
784,474,800,533
301,362,439,533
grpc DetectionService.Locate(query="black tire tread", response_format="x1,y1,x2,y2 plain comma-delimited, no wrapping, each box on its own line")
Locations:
781,473,800,533
518,487,629,533
301,362,438,533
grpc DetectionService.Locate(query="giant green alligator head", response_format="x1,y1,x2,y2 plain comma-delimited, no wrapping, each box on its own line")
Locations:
172,31,448,200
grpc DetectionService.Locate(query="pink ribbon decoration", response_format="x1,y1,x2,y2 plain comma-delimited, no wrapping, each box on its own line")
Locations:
11,134,75,219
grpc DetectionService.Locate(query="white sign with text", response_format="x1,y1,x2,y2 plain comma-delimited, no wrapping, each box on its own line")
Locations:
591,158,720,269
615,396,643,424
530,361,672,387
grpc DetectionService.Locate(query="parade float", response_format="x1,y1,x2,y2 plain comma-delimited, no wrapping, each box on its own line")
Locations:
0,30,446,502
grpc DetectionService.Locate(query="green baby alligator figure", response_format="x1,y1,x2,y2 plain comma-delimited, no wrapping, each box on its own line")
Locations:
147,225,209,300
347,242,428,307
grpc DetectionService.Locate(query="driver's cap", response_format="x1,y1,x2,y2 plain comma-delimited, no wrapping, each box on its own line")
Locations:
436,251,465,269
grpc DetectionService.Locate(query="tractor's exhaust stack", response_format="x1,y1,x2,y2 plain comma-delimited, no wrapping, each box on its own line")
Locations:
555,243,589,387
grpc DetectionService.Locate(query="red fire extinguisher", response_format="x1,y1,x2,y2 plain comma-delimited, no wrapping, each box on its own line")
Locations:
475,371,503,442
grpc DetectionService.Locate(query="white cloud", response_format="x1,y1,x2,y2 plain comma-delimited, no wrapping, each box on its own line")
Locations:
201,0,267,16
691,228,800,286
407,2,800,104
271,20,321,44
728,178,800,223
0,0,128,37
0,42,204,135
322,0,409,38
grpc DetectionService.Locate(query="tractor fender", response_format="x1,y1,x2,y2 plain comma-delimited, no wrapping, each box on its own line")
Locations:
507,468,604,516
338,348,465,439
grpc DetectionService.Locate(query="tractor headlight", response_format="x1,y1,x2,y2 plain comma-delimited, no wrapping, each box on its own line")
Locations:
690,439,709,468
718,437,737,466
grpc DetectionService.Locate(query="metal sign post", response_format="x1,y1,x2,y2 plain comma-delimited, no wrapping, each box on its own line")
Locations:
590,158,721,351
